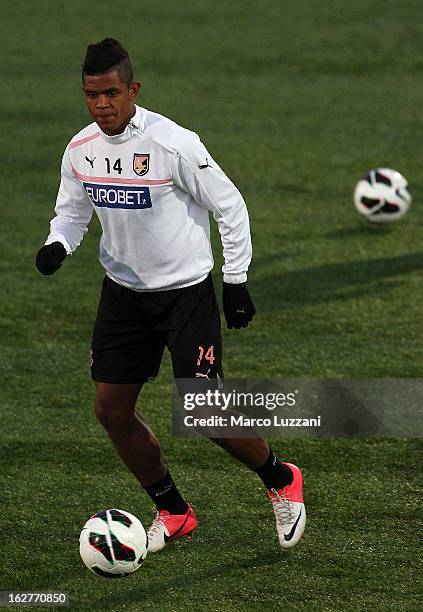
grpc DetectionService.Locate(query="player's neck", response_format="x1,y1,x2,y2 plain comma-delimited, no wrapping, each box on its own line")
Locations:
101,106,136,136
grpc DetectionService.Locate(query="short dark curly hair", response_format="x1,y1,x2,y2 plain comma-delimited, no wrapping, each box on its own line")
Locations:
82,38,133,85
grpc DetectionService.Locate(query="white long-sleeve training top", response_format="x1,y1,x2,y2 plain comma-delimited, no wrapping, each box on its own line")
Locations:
45,104,252,291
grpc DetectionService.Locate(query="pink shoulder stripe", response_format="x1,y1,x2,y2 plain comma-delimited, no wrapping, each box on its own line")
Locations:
71,166,172,186
69,132,101,149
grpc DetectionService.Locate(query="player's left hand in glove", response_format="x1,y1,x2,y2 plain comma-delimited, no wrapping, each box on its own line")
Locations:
222,282,256,329
36,242,67,275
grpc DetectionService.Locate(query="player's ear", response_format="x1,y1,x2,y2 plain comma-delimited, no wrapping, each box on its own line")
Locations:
129,81,141,100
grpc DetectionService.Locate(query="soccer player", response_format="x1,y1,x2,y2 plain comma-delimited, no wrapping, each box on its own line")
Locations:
36,38,306,551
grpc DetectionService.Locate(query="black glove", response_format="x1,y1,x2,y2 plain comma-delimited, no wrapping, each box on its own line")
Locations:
36,242,67,275
222,282,256,329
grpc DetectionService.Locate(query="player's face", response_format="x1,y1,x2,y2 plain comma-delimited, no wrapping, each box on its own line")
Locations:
82,71,140,136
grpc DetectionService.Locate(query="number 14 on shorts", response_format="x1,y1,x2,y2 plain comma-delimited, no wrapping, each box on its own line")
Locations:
197,345,215,366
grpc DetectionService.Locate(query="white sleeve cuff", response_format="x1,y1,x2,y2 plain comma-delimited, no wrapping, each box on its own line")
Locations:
45,236,72,255
223,272,247,284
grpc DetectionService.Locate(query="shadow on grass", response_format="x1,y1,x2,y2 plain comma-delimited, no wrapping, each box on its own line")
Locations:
250,251,423,307
324,224,393,239
91,547,287,609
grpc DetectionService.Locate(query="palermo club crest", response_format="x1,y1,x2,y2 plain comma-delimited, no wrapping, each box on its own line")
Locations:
133,154,150,177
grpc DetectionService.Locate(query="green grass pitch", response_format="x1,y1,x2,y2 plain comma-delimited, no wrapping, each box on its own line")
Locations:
1,1,422,610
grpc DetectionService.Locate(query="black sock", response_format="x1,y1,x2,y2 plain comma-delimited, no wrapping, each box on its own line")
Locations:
254,448,293,491
143,471,188,515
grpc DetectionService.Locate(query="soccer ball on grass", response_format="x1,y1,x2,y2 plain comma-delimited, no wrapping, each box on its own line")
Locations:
353,168,411,224
79,509,147,578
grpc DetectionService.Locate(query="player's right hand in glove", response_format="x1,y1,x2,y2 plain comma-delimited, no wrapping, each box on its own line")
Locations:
222,282,256,329
36,242,67,275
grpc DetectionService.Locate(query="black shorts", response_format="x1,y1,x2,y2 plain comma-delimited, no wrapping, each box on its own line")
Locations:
90,274,223,384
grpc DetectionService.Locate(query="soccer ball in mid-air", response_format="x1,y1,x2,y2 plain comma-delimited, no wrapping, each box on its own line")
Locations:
79,509,148,578
353,168,411,224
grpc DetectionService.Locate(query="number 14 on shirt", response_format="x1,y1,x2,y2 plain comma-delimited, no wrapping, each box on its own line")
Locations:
105,158,123,174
